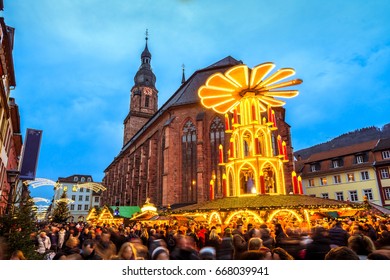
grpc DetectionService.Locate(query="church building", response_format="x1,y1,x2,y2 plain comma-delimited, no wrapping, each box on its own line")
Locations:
102,37,295,209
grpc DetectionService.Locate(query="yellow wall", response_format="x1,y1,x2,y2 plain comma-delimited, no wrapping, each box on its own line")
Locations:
304,168,381,205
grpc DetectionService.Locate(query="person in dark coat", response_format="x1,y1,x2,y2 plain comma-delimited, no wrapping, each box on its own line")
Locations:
232,224,247,260
259,224,275,249
243,223,253,242
170,235,200,260
274,223,288,248
328,221,350,247
78,227,92,249
363,223,378,242
217,228,234,260
304,226,331,260
81,239,103,260
48,227,59,252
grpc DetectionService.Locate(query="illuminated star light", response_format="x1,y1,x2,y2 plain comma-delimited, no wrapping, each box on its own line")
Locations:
24,178,59,188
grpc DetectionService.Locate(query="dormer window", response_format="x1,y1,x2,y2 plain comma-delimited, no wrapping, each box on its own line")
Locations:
356,155,364,164
81,177,85,182
310,162,320,172
382,150,390,159
73,176,78,182
331,158,343,168
87,177,92,182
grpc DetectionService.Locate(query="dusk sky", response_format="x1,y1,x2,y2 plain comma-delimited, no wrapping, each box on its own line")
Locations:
3,0,390,200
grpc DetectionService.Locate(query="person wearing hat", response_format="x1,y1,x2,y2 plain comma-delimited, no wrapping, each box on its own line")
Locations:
199,246,216,260
151,246,170,260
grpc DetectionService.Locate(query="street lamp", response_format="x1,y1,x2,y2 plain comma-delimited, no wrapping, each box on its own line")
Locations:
6,169,19,215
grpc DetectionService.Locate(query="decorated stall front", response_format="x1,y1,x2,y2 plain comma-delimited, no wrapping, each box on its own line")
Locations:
86,205,124,226
172,195,366,230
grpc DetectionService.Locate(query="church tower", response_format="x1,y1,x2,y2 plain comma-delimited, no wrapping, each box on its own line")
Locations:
123,31,158,145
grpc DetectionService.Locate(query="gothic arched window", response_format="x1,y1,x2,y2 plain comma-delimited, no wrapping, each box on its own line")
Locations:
209,117,225,197
182,120,197,203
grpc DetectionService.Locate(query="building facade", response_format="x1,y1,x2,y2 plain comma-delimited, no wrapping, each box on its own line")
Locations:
297,140,382,206
53,174,101,222
373,138,390,208
0,11,21,216
102,40,295,209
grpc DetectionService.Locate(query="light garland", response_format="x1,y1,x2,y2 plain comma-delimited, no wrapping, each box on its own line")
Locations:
267,209,303,223
208,211,223,224
224,209,265,225
75,182,107,192
24,178,60,188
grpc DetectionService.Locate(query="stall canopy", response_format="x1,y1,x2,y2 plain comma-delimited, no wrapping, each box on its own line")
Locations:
110,206,141,218
368,202,390,216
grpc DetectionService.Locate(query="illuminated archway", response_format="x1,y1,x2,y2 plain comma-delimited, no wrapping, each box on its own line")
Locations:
267,209,303,223
238,163,257,195
208,211,223,225
254,127,271,156
227,170,235,196
224,210,265,225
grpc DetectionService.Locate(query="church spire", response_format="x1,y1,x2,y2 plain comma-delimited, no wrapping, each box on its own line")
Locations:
124,30,158,145
134,29,156,88
181,64,186,84
141,29,151,66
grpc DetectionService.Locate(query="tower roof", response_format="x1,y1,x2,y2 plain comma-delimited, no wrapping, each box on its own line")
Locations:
141,33,151,59
141,44,151,59
133,30,156,88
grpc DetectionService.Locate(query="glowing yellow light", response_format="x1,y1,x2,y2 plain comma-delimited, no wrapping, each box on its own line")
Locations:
208,211,223,224
24,178,59,188
224,210,264,225
75,182,107,192
267,209,302,223
141,205,157,212
55,198,74,204
198,62,302,114
198,62,301,198
303,209,311,229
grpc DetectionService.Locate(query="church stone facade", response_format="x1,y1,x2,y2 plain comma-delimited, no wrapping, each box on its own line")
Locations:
102,39,294,209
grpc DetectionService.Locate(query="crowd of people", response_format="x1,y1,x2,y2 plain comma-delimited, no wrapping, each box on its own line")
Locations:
5,215,390,260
